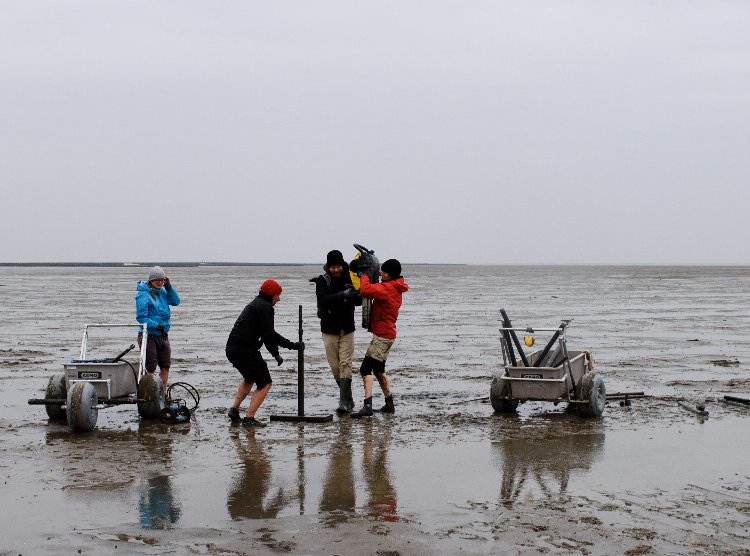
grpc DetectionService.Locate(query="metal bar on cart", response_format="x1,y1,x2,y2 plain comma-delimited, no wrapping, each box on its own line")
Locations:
500,309,529,367
79,323,147,382
500,374,570,384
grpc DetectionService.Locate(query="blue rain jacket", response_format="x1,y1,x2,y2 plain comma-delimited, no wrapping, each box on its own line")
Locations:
135,280,181,336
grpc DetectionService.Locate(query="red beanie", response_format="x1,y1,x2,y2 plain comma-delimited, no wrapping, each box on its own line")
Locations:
260,279,282,297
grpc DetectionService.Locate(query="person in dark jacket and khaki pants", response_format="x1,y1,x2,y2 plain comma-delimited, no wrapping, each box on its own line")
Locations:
225,279,303,427
310,250,361,414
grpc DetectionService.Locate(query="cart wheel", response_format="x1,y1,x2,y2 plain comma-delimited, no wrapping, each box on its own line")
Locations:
45,373,67,421
490,373,519,413
576,373,606,417
138,372,165,419
66,381,98,432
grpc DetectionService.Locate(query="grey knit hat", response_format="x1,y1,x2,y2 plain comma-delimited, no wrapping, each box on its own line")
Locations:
148,266,166,281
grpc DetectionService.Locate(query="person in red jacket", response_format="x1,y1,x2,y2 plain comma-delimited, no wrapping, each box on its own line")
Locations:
350,258,409,417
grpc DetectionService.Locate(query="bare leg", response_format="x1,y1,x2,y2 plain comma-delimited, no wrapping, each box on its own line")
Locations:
246,383,272,418
159,367,169,388
363,375,374,398
232,381,254,409
375,373,391,397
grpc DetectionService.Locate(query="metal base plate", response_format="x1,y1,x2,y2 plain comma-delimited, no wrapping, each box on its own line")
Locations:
269,414,333,423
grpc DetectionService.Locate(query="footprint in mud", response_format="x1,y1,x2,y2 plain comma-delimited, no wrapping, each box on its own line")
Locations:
624,545,655,555
256,529,295,552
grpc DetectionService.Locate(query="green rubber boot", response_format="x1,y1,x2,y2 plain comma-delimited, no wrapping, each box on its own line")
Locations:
337,379,353,415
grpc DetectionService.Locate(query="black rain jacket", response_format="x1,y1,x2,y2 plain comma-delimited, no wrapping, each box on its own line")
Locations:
310,266,361,335
226,293,295,358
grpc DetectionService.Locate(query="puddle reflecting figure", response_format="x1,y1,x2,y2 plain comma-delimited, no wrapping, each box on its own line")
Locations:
139,474,181,529
319,422,356,524
362,421,398,522
227,428,287,519
137,422,183,529
495,430,605,507
46,421,185,530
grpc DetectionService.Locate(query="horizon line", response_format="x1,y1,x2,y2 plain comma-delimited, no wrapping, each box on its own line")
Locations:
1,262,749,268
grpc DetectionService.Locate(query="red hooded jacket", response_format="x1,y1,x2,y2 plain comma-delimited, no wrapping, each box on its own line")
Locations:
359,274,409,340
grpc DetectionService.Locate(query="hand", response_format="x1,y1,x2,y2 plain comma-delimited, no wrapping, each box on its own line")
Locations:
293,341,305,351
164,277,171,287
275,354,283,366
349,259,360,273
157,324,165,332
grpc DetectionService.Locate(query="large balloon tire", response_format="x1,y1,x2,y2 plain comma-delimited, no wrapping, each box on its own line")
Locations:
45,372,67,421
138,373,165,419
490,373,519,413
576,373,606,417
66,381,98,432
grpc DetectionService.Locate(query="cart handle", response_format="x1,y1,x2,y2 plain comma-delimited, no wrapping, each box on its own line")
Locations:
80,323,146,383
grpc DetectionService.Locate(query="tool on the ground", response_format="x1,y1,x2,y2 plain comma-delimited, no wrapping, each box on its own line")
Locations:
270,305,333,423
678,400,709,417
723,395,750,405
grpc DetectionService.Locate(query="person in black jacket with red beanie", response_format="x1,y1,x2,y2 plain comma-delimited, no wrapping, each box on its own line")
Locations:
226,279,303,427
310,250,361,414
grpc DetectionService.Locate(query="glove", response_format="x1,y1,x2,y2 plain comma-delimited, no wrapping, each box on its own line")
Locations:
275,354,283,366
164,277,171,288
349,259,360,273
293,341,305,351
157,324,165,332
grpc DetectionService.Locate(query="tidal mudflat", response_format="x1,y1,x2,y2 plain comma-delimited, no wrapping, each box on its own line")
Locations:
2,265,749,554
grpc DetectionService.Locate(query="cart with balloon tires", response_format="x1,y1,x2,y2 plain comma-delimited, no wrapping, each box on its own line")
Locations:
490,314,606,417
28,323,167,431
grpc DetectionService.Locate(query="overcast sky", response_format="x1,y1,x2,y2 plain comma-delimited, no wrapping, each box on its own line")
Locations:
2,1,749,264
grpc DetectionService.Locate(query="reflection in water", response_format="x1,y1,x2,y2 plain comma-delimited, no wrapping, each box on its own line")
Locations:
362,421,398,522
227,428,286,519
137,422,183,529
319,422,356,524
46,421,185,530
495,428,605,507
139,474,181,529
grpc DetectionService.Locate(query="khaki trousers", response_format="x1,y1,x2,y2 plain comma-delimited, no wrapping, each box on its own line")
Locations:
322,331,355,380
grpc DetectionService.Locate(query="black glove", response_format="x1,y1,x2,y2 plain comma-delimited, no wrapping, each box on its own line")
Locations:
157,324,165,332
349,259,360,273
293,341,305,351
275,354,283,366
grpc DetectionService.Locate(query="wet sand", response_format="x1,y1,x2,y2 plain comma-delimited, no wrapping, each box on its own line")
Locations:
2,265,750,555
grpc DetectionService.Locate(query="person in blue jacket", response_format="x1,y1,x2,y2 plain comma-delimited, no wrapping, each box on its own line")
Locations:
135,266,181,386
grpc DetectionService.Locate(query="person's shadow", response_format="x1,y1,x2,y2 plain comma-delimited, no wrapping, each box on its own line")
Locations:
227,428,287,520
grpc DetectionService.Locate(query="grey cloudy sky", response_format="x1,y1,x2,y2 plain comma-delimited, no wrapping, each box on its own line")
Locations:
2,1,749,264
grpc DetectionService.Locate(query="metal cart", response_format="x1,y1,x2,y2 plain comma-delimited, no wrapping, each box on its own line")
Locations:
29,323,166,431
490,315,606,417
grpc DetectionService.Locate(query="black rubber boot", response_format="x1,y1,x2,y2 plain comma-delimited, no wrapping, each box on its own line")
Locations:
379,395,395,413
336,379,353,415
350,397,373,418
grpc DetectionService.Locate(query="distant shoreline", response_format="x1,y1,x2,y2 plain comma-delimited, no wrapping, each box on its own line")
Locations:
0,262,746,268
0,262,464,268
